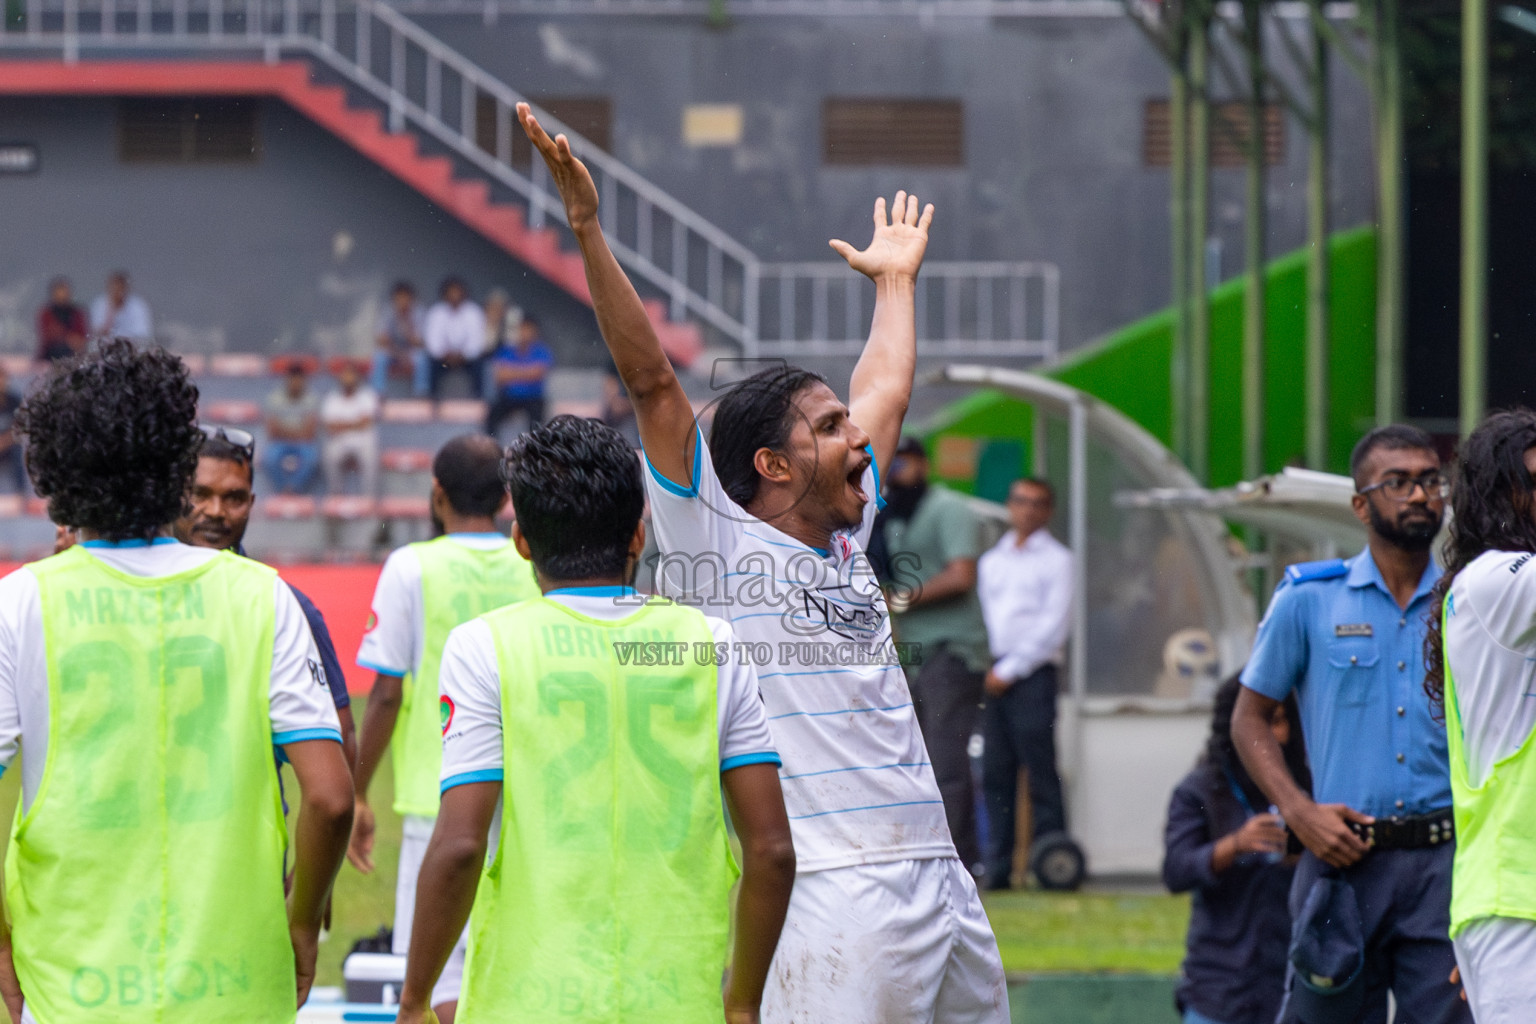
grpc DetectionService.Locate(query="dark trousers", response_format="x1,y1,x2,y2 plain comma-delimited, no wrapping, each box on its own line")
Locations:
427,355,487,400
486,393,546,437
909,647,984,868
1280,844,1469,1024
982,664,1066,887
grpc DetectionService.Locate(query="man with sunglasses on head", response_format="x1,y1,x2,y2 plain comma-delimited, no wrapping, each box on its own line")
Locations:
1233,425,1469,1024
174,424,357,769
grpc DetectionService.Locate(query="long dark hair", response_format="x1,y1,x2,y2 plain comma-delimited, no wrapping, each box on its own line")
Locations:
708,365,827,508
1424,408,1536,713
1200,674,1310,812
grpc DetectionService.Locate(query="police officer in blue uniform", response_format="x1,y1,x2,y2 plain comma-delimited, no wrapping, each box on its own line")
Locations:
1232,425,1469,1024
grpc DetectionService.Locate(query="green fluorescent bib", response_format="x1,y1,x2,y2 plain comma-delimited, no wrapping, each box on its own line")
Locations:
9,547,292,1023
1443,599,1536,936
393,536,537,817
459,597,739,1024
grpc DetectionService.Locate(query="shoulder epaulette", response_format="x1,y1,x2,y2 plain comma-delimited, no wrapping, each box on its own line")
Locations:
1284,558,1348,584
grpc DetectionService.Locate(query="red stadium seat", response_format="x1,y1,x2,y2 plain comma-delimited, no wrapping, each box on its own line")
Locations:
437,399,486,425
260,495,317,520
178,354,207,375
0,356,34,377
378,496,431,520
0,495,23,518
381,448,433,473
209,353,267,376
24,497,48,518
381,400,434,424
201,399,261,425
321,496,376,520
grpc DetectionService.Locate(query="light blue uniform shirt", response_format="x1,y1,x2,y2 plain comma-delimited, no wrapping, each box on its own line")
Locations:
1240,547,1449,818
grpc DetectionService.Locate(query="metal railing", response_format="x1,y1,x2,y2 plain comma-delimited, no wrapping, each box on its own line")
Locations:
756,261,1057,358
1,0,1059,360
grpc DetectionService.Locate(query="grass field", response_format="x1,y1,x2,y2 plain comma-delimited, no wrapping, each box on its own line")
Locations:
0,697,1192,989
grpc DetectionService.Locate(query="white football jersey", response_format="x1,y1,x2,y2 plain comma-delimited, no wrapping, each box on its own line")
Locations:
642,432,955,872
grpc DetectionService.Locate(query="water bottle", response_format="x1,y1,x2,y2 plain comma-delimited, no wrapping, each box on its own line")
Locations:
1265,805,1285,864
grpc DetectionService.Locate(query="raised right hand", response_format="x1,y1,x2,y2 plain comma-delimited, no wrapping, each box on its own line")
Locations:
518,103,600,233
1289,800,1372,868
347,798,376,873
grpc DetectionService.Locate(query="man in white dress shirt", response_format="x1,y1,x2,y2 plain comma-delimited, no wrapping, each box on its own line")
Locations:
88,270,154,341
422,277,486,400
976,476,1073,890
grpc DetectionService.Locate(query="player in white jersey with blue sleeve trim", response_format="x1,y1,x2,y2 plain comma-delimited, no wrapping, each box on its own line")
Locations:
515,104,1007,1023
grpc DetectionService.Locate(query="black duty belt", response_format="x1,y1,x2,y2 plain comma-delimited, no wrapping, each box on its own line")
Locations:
1347,808,1454,851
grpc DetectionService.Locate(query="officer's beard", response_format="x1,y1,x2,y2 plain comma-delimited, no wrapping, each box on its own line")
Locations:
1368,501,1441,553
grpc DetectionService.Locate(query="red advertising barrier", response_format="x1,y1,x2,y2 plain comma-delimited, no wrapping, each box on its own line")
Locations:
0,560,383,697
274,564,382,697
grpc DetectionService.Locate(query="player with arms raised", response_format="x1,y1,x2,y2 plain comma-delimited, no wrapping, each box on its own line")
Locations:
516,105,1007,1022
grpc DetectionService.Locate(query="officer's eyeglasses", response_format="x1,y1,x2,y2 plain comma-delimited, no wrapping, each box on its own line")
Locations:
199,424,256,461
1357,472,1449,502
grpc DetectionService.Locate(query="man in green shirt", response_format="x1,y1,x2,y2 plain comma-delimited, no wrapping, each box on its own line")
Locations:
881,436,991,870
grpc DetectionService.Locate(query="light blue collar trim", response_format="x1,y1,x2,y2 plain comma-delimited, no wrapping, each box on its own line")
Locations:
81,537,179,549
546,586,638,598
447,532,507,540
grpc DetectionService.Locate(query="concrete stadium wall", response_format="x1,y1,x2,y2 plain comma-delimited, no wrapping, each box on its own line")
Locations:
419,10,1378,352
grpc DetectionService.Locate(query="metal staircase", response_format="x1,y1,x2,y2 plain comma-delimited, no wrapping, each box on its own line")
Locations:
1,0,1059,363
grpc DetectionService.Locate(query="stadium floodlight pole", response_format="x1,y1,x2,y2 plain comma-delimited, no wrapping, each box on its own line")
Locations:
1373,0,1405,426
1460,0,1489,436
1305,0,1330,469
1189,0,1212,483
1169,0,1192,466
1241,0,1267,481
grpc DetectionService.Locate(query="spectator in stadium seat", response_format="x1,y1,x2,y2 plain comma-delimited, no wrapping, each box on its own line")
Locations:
1164,675,1307,1024
423,276,486,400
879,435,989,873
481,288,514,372
175,424,358,772
88,270,153,342
0,366,26,494
485,313,553,439
3,340,352,1020
263,360,322,494
322,359,381,497
35,276,88,362
373,280,429,398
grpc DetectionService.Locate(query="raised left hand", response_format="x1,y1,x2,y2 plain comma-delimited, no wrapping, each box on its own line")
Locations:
830,192,934,283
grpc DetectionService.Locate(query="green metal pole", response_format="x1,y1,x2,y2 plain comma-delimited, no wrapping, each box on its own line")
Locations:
1375,0,1404,425
1461,0,1488,434
1243,0,1266,480
1170,4,1192,464
1306,0,1331,468
1189,7,1211,483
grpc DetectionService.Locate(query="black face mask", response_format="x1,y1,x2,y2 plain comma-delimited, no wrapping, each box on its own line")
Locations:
49,303,75,323
883,479,928,522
